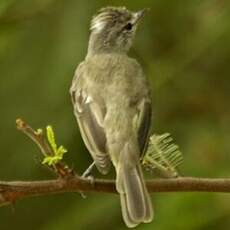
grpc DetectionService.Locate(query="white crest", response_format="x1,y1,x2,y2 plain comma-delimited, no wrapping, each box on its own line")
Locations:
90,8,115,33
90,7,129,33
90,18,107,32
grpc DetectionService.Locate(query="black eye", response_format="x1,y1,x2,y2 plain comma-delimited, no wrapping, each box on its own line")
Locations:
124,23,132,31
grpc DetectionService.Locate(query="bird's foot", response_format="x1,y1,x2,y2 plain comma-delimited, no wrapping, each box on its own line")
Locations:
80,162,95,198
81,161,95,178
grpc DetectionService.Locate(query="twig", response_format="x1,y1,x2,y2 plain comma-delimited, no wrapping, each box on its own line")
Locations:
16,119,74,178
1,177,230,207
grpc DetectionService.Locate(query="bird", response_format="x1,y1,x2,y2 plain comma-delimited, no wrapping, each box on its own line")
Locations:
70,6,153,228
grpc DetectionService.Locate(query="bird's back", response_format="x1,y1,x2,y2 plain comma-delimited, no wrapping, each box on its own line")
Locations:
82,53,150,106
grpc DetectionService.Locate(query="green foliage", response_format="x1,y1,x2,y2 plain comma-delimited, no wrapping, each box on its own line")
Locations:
142,133,183,178
42,126,67,166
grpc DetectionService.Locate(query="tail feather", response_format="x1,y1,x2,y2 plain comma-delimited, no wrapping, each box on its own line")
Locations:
123,166,146,221
120,193,138,228
116,143,153,228
136,164,153,223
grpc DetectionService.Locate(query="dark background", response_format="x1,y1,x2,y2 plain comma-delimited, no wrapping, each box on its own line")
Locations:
0,0,230,229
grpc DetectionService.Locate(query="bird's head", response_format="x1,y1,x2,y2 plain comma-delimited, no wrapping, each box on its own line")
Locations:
87,6,147,56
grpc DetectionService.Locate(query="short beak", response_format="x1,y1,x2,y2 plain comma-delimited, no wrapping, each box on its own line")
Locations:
132,8,149,25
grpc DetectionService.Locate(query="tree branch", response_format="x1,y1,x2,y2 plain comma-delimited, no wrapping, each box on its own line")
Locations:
0,119,229,208
1,177,230,207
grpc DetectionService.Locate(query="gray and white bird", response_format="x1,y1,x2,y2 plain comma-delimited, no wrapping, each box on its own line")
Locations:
70,6,153,228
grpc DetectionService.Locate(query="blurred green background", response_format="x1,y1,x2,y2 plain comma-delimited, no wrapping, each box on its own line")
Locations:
0,0,230,229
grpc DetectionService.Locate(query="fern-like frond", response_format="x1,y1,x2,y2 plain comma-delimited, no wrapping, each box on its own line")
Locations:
142,133,183,178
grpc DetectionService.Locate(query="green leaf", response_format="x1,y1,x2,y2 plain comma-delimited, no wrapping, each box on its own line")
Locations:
142,133,183,178
57,146,67,156
42,125,67,166
42,156,62,166
46,126,58,153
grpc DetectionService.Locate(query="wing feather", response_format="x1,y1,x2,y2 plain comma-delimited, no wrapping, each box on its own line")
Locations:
137,99,152,154
70,64,110,174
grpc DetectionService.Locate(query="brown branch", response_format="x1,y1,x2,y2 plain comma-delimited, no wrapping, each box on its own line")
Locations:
1,177,230,207
0,119,228,209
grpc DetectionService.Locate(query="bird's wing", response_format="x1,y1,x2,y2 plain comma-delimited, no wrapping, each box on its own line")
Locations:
136,98,152,154
70,63,110,175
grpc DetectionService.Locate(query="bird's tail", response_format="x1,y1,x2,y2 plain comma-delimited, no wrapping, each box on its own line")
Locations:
116,141,153,228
